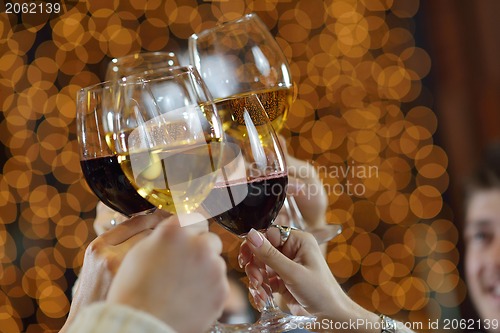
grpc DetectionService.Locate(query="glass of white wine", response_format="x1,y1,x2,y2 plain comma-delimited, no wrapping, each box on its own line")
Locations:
189,13,342,243
112,66,225,223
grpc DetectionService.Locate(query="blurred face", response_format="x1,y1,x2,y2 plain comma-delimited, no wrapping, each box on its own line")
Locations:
465,189,500,329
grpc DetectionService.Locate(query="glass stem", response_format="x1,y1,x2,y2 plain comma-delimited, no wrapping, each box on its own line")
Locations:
260,264,279,312
283,195,306,229
208,321,221,333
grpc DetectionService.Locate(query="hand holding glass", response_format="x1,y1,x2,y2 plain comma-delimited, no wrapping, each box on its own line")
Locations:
200,93,315,332
189,13,341,243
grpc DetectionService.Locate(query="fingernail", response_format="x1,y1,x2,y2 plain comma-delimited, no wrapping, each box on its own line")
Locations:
247,229,264,248
238,254,244,268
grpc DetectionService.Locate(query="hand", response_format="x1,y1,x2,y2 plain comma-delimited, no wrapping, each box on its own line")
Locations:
93,202,209,236
60,212,167,332
93,202,128,236
107,218,229,333
239,228,380,332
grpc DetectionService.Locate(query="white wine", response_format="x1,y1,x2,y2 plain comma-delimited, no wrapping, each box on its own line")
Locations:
214,87,292,132
119,140,223,215
106,104,224,215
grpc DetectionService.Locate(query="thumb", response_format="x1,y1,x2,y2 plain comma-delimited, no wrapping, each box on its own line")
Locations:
246,228,297,279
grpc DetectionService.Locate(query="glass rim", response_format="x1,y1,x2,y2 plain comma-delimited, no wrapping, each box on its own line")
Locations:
78,65,200,94
110,51,178,64
77,80,114,96
189,12,261,40
121,65,201,84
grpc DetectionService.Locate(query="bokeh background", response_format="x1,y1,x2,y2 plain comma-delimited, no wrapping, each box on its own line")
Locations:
0,0,499,332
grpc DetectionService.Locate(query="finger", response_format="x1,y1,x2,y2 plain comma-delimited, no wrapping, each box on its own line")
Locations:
266,226,319,261
274,210,289,226
245,260,263,289
183,219,209,235
269,276,305,315
245,228,298,280
265,227,284,248
146,219,190,253
286,176,306,196
286,155,314,180
100,213,169,245
115,228,154,252
107,229,154,274
150,208,173,220
153,216,185,237
249,250,267,273
266,266,277,280
94,202,126,235
238,241,253,268
195,232,223,255
268,275,287,295
249,287,266,310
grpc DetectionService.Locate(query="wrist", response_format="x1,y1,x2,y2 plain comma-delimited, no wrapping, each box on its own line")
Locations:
343,304,380,333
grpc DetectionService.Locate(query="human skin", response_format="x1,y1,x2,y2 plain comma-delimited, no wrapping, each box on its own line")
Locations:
107,220,229,333
239,228,381,333
59,212,168,332
465,189,500,332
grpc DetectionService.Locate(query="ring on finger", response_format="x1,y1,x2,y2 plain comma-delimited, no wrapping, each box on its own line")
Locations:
271,224,297,247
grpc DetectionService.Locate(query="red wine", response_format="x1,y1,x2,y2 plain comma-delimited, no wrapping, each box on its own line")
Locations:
203,174,288,236
80,155,156,217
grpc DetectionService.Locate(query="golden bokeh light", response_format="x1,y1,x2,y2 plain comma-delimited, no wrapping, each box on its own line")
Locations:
0,0,463,331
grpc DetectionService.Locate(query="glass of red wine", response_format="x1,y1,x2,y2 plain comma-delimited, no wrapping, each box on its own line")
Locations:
201,93,316,332
189,13,342,244
76,52,182,222
76,81,157,217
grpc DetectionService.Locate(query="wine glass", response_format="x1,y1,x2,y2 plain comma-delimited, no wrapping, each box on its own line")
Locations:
106,51,180,80
201,94,315,332
76,81,157,217
84,52,181,223
112,66,225,225
189,13,342,243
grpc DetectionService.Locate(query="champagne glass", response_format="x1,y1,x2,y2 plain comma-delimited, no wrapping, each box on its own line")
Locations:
76,81,157,217
201,94,315,332
189,13,342,243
